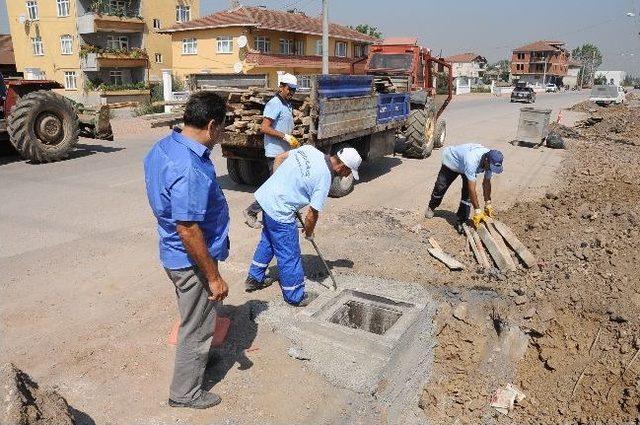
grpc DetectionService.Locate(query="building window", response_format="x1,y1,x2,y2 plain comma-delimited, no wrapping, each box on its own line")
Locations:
153,18,161,29
64,71,77,90
155,53,163,63
31,37,43,56
279,39,294,55
217,36,233,53
182,38,197,55
298,75,311,90
26,1,38,20
56,0,70,17
254,36,270,53
176,5,190,22
108,0,126,14
335,41,347,58
60,35,73,55
353,43,365,58
107,35,129,50
315,40,323,56
109,70,123,85
294,40,304,55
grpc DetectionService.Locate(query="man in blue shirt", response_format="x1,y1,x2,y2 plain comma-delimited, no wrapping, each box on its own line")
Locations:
424,143,504,232
245,146,362,306
243,73,300,228
144,92,229,410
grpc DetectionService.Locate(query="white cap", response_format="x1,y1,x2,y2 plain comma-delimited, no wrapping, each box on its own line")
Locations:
280,73,298,90
337,147,362,180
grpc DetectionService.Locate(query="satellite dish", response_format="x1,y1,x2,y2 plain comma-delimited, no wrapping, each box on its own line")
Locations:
233,62,244,74
237,35,248,49
18,15,26,24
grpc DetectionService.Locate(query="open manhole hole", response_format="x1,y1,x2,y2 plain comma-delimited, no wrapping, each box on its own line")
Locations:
329,300,403,335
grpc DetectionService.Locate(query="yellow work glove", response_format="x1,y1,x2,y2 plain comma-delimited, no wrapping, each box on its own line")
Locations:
484,201,495,218
284,134,300,149
471,209,487,228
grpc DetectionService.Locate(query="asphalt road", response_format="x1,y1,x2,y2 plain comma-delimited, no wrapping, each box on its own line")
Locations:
0,90,587,424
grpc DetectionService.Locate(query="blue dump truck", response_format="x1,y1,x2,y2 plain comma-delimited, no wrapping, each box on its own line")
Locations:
222,73,451,197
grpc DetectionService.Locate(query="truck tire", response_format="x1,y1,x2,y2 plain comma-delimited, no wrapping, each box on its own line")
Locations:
226,158,244,185
434,120,446,149
8,90,79,163
403,104,437,159
238,159,269,186
329,174,354,198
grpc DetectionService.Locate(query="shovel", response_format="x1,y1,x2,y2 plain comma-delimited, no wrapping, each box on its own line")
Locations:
296,212,338,290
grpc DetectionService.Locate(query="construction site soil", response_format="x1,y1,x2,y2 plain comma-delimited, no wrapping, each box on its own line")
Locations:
324,95,640,424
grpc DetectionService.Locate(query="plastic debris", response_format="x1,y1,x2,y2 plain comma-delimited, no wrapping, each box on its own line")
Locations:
490,383,526,415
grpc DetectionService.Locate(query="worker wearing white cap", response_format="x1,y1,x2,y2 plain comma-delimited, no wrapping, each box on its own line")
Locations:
245,146,362,306
244,73,300,228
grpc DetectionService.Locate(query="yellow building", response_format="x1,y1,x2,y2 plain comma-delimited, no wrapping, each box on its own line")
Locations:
5,0,199,102
160,6,377,88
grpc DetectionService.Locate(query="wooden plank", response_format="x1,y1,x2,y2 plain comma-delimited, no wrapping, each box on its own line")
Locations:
477,225,515,272
492,220,537,268
462,223,490,269
427,238,464,271
483,218,517,270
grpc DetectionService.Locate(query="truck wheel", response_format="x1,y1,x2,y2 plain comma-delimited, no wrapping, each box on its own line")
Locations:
434,120,446,149
329,174,354,198
8,90,79,163
238,159,269,186
403,104,437,159
227,158,244,185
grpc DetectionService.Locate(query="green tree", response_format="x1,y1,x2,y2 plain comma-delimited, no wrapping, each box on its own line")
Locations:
571,44,603,87
350,24,382,39
621,74,635,86
483,59,510,83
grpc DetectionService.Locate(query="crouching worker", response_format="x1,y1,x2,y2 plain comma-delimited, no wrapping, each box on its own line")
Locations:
245,145,362,306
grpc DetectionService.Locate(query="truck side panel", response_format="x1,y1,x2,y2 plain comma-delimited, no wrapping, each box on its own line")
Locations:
317,95,378,140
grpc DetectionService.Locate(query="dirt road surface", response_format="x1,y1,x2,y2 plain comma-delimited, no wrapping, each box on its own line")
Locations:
0,91,586,424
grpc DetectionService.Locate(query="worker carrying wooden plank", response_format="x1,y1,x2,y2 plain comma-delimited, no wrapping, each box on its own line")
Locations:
424,143,504,233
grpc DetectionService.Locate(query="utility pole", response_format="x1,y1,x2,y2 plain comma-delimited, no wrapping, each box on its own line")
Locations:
322,0,329,75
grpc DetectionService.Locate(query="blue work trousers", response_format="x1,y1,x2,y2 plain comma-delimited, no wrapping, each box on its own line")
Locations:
248,212,305,304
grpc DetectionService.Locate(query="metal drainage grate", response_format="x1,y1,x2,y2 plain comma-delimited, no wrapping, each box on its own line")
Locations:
329,300,402,335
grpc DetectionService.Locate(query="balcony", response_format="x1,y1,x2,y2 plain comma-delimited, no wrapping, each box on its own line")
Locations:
80,46,148,71
77,13,144,35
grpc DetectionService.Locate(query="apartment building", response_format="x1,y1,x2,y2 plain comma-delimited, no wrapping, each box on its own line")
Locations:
159,6,377,88
444,52,487,86
510,40,570,87
6,0,198,102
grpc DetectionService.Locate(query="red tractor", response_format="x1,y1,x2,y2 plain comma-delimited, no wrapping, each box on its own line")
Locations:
1,79,92,163
364,37,453,158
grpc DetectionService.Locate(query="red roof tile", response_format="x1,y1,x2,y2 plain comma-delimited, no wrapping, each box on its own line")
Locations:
245,52,355,70
444,52,486,63
513,40,566,53
0,35,16,65
161,6,378,43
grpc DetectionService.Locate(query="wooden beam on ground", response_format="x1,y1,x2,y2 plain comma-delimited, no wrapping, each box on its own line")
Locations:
462,223,490,269
477,225,516,272
491,220,537,268
427,237,464,271
483,218,518,270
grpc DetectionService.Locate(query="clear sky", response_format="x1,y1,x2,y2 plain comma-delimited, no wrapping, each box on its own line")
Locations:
1,0,638,73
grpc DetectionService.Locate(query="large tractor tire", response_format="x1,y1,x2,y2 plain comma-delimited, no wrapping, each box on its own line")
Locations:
8,90,79,163
238,159,270,186
328,174,355,198
403,103,437,159
434,120,447,149
226,158,244,185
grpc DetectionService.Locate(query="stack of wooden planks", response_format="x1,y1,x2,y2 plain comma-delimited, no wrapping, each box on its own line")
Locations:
463,219,536,272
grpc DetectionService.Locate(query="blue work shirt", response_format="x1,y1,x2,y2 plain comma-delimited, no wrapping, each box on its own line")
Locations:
263,94,294,158
255,145,332,224
143,129,230,270
442,143,492,181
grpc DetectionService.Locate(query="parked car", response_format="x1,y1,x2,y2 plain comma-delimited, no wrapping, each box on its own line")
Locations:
511,86,536,103
634,83,640,90
589,85,626,106
545,83,559,93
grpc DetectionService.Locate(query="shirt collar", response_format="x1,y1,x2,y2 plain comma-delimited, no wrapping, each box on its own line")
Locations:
276,93,292,108
171,127,210,157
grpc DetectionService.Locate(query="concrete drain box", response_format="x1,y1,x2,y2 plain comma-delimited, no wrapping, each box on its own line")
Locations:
328,297,403,335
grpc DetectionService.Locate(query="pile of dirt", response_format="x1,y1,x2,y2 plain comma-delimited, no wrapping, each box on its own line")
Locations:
0,363,76,425
420,100,640,423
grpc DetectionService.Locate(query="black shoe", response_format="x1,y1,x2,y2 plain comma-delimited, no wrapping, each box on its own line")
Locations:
245,276,272,293
169,391,221,409
454,221,465,235
243,209,262,229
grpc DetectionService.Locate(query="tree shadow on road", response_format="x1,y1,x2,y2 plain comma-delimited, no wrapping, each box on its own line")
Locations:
203,300,268,390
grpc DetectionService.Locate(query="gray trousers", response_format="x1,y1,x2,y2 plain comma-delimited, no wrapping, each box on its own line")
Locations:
165,266,218,402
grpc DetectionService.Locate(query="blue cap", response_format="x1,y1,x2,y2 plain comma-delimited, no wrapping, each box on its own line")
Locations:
487,150,504,174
